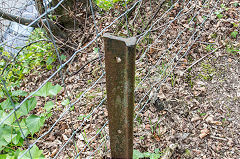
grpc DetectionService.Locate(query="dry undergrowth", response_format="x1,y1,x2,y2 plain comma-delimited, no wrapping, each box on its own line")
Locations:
20,0,239,158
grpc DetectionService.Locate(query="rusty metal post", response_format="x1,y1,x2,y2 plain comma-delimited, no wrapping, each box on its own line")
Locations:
103,33,136,159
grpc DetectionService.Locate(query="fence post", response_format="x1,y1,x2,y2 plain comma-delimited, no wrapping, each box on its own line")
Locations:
103,33,136,158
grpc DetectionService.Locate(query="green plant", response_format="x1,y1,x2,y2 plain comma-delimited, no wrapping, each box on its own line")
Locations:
226,45,240,55
210,33,217,39
0,82,62,158
200,112,206,116
0,28,56,98
148,116,162,135
0,29,57,158
133,149,162,159
184,149,191,157
205,44,215,52
186,70,194,88
232,22,239,28
233,2,239,7
198,62,216,81
214,11,223,19
230,31,238,38
220,4,229,11
170,73,176,87
94,0,131,10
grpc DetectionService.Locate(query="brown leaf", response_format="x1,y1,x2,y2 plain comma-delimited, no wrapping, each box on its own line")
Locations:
50,148,58,158
62,134,68,141
191,115,201,122
145,124,151,130
153,133,161,141
212,121,222,125
205,115,214,123
199,128,210,138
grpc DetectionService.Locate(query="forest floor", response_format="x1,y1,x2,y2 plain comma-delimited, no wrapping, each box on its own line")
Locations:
20,0,239,158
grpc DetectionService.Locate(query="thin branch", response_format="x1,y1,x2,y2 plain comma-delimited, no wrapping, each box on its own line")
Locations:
141,0,166,32
183,46,223,74
70,55,103,76
114,1,139,33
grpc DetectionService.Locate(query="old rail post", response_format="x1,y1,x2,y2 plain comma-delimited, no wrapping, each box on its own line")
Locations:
103,33,136,158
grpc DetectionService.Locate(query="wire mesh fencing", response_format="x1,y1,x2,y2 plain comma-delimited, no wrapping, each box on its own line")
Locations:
0,0,224,158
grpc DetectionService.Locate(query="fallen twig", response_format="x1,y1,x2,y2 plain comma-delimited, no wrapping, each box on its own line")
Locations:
70,55,103,76
183,46,223,74
141,0,166,33
210,135,228,141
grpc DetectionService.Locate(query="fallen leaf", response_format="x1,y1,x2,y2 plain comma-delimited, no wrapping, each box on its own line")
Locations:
145,124,151,130
47,134,55,141
199,128,210,138
197,15,204,23
197,87,206,92
237,89,240,97
153,133,160,141
77,134,85,141
205,115,214,123
191,115,201,122
212,121,222,125
192,149,201,155
62,134,68,141
50,148,58,158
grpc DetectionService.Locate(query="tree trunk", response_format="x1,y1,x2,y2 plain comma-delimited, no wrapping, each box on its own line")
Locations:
0,0,89,43
0,9,66,39
52,0,82,29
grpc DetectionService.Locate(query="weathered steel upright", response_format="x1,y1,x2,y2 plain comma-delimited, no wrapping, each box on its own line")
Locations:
103,33,136,159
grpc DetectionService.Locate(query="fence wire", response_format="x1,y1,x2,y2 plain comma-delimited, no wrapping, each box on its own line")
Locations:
0,0,223,158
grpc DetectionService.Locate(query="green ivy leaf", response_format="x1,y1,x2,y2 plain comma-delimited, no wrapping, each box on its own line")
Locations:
154,148,160,154
0,98,12,110
34,82,62,97
11,90,28,96
133,150,144,159
61,99,70,106
0,124,21,147
60,55,66,61
3,132,18,144
44,101,55,112
0,125,11,149
19,145,45,159
231,31,238,38
0,91,4,98
93,47,99,54
143,152,151,157
34,82,51,97
49,84,62,96
0,154,7,159
25,115,45,135
234,2,239,7
46,57,55,65
0,110,21,125
15,120,30,138
150,153,161,159
19,98,37,116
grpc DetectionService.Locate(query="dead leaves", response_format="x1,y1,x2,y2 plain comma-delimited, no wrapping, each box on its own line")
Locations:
191,115,201,122
190,114,224,139
199,128,210,139
205,115,222,126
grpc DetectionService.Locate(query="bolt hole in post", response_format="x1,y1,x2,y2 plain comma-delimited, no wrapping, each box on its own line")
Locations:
103,33,136,159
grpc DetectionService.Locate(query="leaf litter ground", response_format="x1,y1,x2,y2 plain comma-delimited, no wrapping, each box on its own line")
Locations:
19,0,239,158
